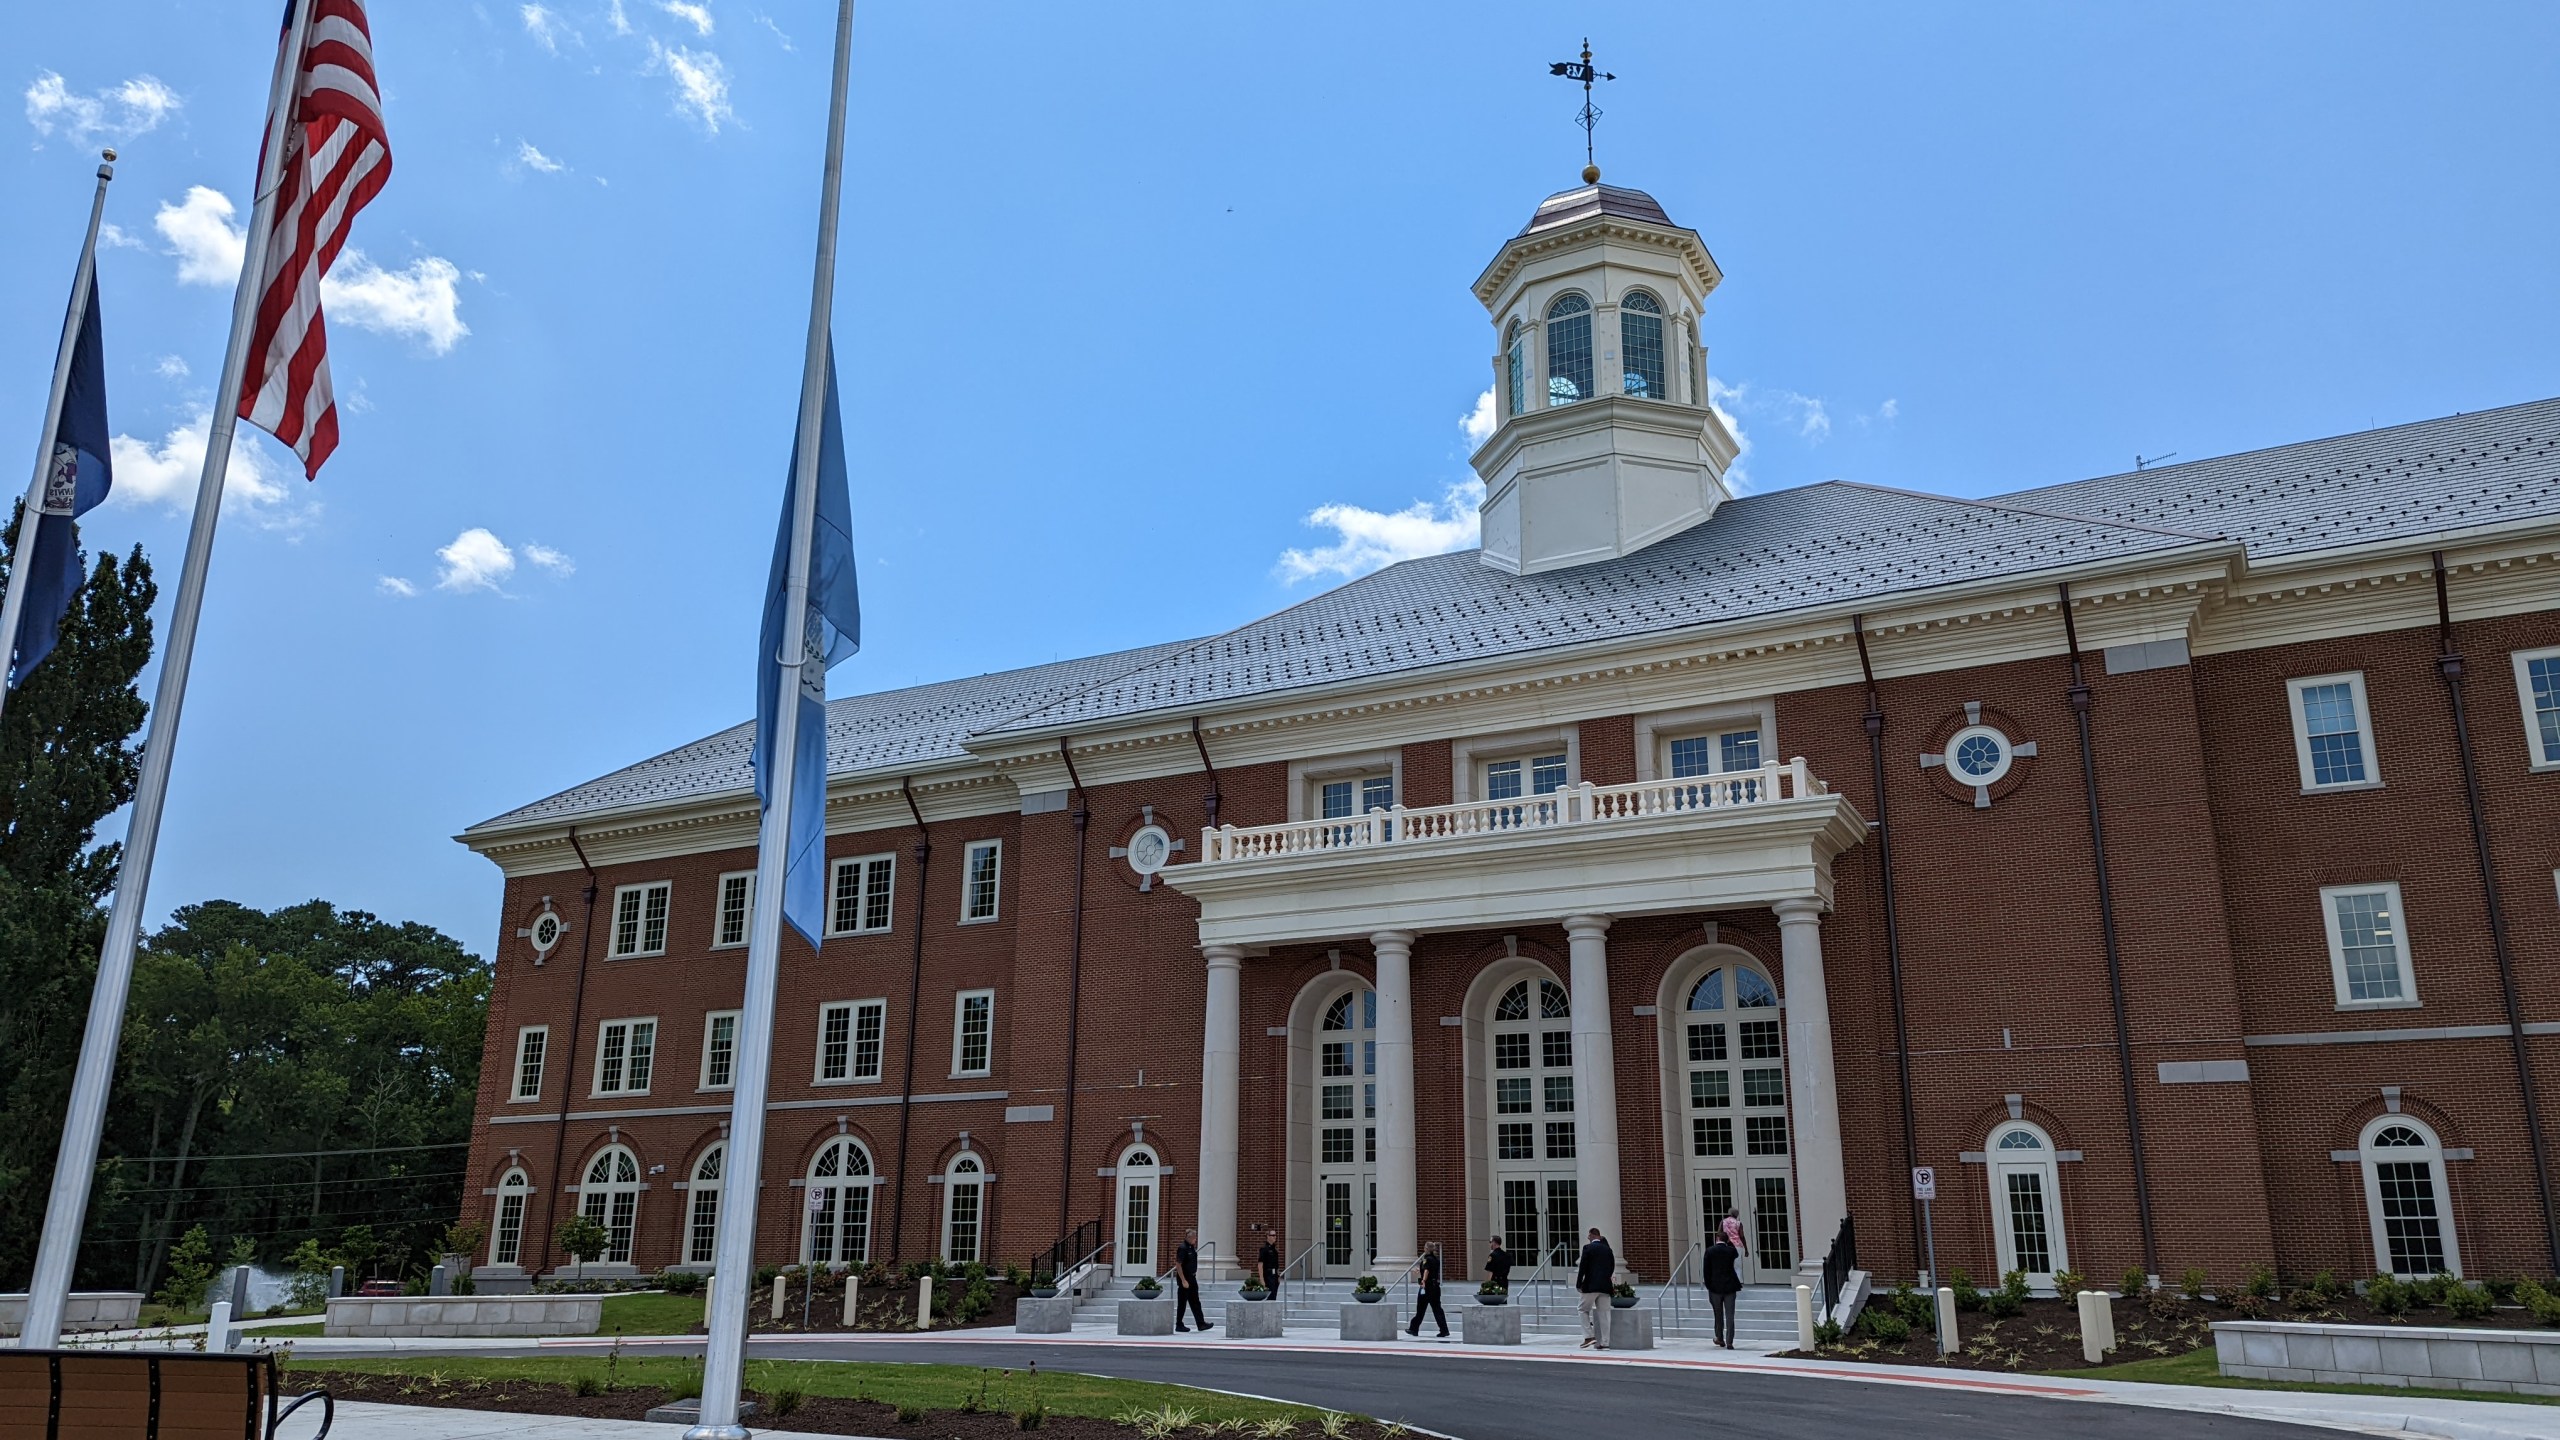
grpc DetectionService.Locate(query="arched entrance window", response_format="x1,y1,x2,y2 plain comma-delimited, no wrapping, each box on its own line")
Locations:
1987,1122,2067,1290
1116,1145,1161,1277
1316,985,1377,1276
942,1153,986,1264
1488,977,1579,1267
490,1169,530,1267
803,1136,873,1266
579,1145,641,1265
1682,963,1794,1280
685,1145,723,1266
2361,1118,2459,1278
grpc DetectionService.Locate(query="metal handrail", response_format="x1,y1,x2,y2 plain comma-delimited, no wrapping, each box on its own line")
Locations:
1653,1240,1703,1331
1054,1238,1112,1300
1280,1242,1320,1311
1512,1254,1554,1328
1377,1253,1425,1319
1819,1216,1858,1318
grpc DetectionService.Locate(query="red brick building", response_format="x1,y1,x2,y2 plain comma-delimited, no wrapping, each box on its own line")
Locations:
457,180,2560,1300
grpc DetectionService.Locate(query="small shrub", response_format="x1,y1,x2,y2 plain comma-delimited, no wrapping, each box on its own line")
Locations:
1860,1306,1911,1343
1948,1269,1983,1312
1891,1283,1934,1329
655,1269,706,1295
2486,1277,2521,1305
897,1401,926,1423
1983,1270,2030,1319
1014,1403,1047,1430
2444,1282,2494,1322
2410,1272,2451,1307
2367,1273,2412,1317
768,1388,804,1418
2120,1267,2147,1299
2305,1268,2348,1305
2179,1266,2209,1301
2053,1269,2088,1302
1813,1317,1843,1347
2515,1278,2560,1326
2244,1263,2277,1300
571,1374,603,1398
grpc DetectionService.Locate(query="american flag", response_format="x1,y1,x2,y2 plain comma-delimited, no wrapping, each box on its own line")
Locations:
238,0,390,478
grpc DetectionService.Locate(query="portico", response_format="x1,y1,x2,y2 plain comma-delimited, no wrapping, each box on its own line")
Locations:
1166,761,1866,1283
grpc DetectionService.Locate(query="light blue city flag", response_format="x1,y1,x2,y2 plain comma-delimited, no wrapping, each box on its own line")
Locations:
10,271,113,688
752,344,861,947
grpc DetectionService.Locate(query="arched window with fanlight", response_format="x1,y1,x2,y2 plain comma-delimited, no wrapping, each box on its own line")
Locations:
1116,1144,1162,1278
1545,294,1593,406
1619,291,1665,399
2361,1117,2459,1278
1505,321,1529,418
1314,985,1377,1276
942,1152,986,1264
579,1145,642,1265
684,1145,724,1266
1488,976,1578,1265
490,1169,531,1267
1680,962,1793,1280
803,1135,874,1266
1986,1121,2067,1290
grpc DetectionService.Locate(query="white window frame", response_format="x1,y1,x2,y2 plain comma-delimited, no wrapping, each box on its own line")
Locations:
1451,725,1580,804
699,1010,739,1091
593,1016,659,1096
1986,1121,2069,1290
489,1168,532,1266
2286,672,2382,793
942,1152,987,1263
2320,882,2419,1011
960,840,1003,924
713,871,755,949
2359,1115,2461,1279
608,881,673,958
1286,750,1402,823
816,999,888,1084
2512,646,2560,772
511,1025,548,1103
828,853,897,936
684,1144,724,1266
1635,701,1779,781
952,989,995,1078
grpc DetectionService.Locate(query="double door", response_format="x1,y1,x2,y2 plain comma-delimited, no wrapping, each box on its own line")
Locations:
1318,1176,1376,1277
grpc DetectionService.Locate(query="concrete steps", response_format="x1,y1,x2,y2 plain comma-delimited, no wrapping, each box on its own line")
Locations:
1064,1275,1797,1348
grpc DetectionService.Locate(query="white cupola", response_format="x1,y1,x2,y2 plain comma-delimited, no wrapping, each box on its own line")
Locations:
1469,181,1741,575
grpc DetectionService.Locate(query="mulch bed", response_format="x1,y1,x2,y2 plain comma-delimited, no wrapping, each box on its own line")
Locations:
1784,1287,2557,1372
705,1277,1024,1334
298,1370,1401,1437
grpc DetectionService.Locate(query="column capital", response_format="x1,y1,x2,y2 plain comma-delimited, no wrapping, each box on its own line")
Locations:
1772,897,1827,926
1561,913,1613,939
1369,929,1417,952
1201,944,1245,971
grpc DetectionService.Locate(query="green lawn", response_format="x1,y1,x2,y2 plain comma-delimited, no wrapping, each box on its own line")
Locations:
597,1290,703,1335
283,1356,1341,1425
2049,1346,2559,1408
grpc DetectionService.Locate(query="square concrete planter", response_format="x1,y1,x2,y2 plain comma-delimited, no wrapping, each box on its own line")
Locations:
1014,1296,1075,1334
1339,1302,1398,1342
1117,1297,1175,1336
1462,1304,1522,1345
1225,1300,1283,1339
1602,1306,1654,1351
326,1294,600,1338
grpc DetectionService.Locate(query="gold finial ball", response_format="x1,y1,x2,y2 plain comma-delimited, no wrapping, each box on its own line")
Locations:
101,147,117,163
1582,163,1601,184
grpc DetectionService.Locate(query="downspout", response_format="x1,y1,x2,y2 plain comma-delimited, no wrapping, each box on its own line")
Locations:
2057,584,2160,1277
1191,717,1223,828
2429,553,2560,1271
536,826,604,1274
890,777,932,1260
1057,738,1093,1237
1853,616,1926,1279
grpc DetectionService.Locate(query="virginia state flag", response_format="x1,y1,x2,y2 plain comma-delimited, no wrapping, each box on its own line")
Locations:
10,272,113,688
751,343,861,947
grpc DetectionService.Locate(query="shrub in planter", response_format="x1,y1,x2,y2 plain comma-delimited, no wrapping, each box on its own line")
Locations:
1813,1318,1843,1347
2243,1264,2277,1301
2296,1269,2347,1307
1239,1282,1270,1301
1476,1283,1508,1307
2486,1277,2521,1305
2179,1267,2209,1302
2120,1267,2147,1300
2444,1281,2494,1322
1609,1282,1639,1309
2366,1274,2412,1317
2053,1270,2088,1303
1890,1284,1934,1330
1029,1273,1060,1299
1947,1269,1983,1313
1860,1306,1911,1343
2514,1278,2560,1327
1982,1270,2029,1319
1132,1277,1163,1299
1352,1275,1384,1303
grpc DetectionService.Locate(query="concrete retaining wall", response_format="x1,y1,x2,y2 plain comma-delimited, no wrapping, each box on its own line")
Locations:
0,1293,144,1336
326,1294,602,1338
2214,1320,2560,1395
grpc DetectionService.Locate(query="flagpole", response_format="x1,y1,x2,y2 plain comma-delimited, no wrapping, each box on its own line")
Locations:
15,1,315,1351
689,2,855,1432
0,149,116,732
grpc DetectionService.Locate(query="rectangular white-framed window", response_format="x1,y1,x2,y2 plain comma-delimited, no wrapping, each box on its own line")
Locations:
593,1016,659,1095
511,1025,548,1102
1481,750,1571,802
829,854,897,936
1286,750,1403,824
2321,883,2418,1009
816,998,887,1083
608,881,672,958
2288,672,2380,792
713,871,754,949
961,841,1002,924
2513,647,2560,771
1452,724,1582,805
1317,773,1396,820
1665,725,1765,779
851,997,886,1081
953,989,994,1077
700,1010,739,1091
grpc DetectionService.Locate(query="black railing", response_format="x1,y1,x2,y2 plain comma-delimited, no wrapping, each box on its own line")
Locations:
1820,1215,1857,1316
1029,1218,1104,1284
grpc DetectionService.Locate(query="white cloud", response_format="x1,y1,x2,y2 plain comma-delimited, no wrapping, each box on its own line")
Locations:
377,575,419,597
516,139,565,173
607,0,634,36
1708,377,1755,493
96,222,143,250
156,187,468,353
649,40,734,132
1278,480,1484,583
155,185,246,285
436,528,516,593
1878,397,1899,421
154,355,189,380
1460,387,1497,448
660,1,714,36
522,542,575,575
109,410,287,512
754,12,793,49
519,3,577,53
25,71,180,142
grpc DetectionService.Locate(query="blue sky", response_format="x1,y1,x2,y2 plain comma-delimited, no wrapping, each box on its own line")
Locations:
5,1,2557,956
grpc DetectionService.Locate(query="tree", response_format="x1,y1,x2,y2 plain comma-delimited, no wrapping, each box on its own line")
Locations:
155,1224,213,1314
557,1212,609,1280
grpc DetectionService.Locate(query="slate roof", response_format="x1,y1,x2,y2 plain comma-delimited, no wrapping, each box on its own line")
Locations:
1519,183,1681,237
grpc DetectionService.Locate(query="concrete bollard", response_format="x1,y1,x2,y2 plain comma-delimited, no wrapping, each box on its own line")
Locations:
328,1266,346,1300
206,1301,234,1353
1794,1283,1816,1351
428,1264,451,1298
2077,1289,2116,1364
702,1276,716,1327
917,1275,934,1330
1935,1286,1959,1355
844,1276,860,1330
230,1267,251,1316
772,1274,787,1321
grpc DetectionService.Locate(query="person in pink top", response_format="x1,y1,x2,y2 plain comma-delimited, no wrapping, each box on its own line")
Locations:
1720,1207,1748,1258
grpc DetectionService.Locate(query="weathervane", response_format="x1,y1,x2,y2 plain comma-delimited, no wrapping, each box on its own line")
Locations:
1549,39,1616,183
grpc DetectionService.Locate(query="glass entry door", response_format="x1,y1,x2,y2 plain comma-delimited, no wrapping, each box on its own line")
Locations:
1315,987,1377,1278
1682,964,1798,1283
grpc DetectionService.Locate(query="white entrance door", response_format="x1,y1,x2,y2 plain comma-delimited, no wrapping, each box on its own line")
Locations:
1988,1123,2066,1290
1680,963,1797,1282
1315,987,1377,1277
1488,977,1581,1269
1116,1147,1160,1278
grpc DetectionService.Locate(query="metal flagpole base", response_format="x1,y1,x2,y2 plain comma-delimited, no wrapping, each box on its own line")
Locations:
682,1427,752,1440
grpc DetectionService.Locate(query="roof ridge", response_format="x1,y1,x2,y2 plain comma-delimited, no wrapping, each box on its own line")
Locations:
1997,393,2560,499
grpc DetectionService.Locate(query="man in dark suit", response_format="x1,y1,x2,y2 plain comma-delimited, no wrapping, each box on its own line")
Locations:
1256,1227,1282,1294
1703,1233,1743,1348
1173,1228,1211,1332
1575,1227,1616,1350
1406,1241,1448,1338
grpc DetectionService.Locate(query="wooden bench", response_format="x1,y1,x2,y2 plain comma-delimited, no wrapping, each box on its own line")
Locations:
0,1349,331,1439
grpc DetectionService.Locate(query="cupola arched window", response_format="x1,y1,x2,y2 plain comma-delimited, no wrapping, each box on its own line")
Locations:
1505,322,1529,418
1619,291,1665,399
1545,294,1592,406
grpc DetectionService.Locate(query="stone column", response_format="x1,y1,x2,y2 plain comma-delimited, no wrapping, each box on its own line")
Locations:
1775,898,1848,1271
1370,930,1419,1275
1563,915,1625,1266
1195,944,1245,1280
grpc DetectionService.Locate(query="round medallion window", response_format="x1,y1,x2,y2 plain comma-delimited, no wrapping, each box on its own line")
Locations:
1125,823,1173,877
1944,725,2014,786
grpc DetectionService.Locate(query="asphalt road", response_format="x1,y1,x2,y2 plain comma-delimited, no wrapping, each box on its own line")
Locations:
544,1337,2333,1440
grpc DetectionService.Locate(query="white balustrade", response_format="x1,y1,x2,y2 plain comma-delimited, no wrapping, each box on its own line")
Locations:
1198,759,1828,864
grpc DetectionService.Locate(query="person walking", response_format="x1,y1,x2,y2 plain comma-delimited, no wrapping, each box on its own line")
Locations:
1721,1205,1748,1260
1575,1227,1616,1350
1406,1241,1449,1338
1173,1228,1211,1332
1484,1237,1512,1293
1255,1227,1282,1294
1703,1231,1743,1349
